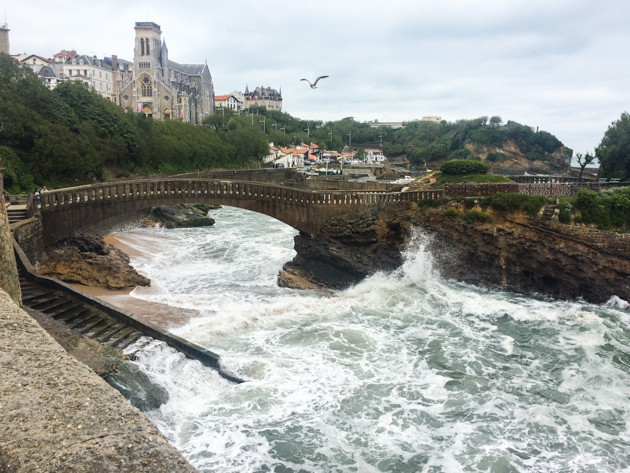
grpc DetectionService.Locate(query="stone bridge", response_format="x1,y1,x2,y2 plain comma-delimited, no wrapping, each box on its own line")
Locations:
39,179,443,245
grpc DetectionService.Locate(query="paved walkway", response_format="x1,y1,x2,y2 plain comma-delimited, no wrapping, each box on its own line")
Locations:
0,289,197,473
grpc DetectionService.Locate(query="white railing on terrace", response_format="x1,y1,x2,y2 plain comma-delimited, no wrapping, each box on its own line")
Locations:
39,179,443,210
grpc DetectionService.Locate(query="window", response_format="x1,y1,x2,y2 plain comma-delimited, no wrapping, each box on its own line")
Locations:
141,38,145,55
141,76,152,97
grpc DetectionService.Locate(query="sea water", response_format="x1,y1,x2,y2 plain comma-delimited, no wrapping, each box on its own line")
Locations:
112,206,630,472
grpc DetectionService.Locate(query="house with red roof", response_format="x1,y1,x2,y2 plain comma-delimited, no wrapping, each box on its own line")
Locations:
215,94,243,111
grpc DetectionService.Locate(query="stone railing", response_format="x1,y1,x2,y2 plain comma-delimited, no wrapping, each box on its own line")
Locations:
39,179,443,211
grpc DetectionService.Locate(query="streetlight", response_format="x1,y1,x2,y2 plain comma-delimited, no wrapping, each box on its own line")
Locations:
259,118,266,133
348,133,352,146
305,124,310,137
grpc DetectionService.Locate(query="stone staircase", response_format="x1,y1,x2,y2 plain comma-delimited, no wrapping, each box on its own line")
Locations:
19,268,144,349
6,205,28,224
542,203,557,220
17,264,244,383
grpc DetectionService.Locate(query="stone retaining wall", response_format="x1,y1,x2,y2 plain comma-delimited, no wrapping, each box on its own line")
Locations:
444,183,519,197
0,289,198,473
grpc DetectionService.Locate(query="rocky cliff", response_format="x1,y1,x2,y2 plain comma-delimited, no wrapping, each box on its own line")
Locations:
278,201,630,304
38,233,150,290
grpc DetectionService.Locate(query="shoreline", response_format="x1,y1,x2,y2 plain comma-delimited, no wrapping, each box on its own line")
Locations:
71,231,200,329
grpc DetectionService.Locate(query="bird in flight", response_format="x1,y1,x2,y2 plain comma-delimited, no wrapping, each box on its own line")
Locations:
301,75,329,89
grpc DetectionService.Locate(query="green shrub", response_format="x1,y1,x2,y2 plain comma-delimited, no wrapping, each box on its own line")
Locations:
482,193,547,216
437,173,512,183
572,187,630,231
462,211,492,223
558,203,572,224
443,209,459,217
417,197,449,208
440,159,490,175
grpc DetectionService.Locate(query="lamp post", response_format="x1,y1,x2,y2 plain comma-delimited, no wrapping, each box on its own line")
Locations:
260,117,266,133
348,133,352,146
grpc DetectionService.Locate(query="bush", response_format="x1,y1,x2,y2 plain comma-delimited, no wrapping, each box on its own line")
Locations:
417,197,449,208
440,159,490,175
443,209,459,218
573,187,630,231
462,211,492,223
558,203,572,224
482,193,547,216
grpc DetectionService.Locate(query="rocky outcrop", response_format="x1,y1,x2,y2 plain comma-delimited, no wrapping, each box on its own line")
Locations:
465,139,569,174
412,203,630,303
279,207,408,290
142,204,217,228
279,201,630,304
38,233,150,290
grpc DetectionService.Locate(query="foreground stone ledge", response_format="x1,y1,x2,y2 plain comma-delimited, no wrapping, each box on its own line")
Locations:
0,290,197,473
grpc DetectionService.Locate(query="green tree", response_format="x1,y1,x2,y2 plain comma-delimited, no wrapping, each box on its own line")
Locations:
596,112,630,180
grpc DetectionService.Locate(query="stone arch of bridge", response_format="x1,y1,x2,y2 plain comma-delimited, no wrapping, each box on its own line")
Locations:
37,179,440,246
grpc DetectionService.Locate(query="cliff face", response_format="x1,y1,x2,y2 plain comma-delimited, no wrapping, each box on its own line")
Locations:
411,204,630,303
464,139,568,175
278,201,630,304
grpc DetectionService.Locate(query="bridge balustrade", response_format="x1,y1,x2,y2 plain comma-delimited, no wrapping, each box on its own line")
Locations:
40,180,444,212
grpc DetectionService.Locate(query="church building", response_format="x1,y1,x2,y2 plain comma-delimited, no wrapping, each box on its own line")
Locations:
116,22,214,124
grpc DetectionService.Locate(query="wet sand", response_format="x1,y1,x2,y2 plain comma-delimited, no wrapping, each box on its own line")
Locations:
70,232,201,329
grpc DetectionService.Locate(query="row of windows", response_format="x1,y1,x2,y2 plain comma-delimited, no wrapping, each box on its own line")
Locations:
138,62,151,69
67,69,109,80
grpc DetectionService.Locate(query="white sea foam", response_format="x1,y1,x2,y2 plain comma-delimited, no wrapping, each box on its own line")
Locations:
118,207,630,473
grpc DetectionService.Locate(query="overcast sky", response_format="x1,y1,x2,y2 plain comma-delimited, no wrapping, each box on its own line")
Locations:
3,0,629,155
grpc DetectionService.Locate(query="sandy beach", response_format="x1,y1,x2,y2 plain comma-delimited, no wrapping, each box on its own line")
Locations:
70,232,200,329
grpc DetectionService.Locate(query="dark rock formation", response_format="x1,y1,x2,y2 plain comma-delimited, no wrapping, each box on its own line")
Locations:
279,207,408,290
104,362,169,412
414,203,630,303
279,201,630,304
142,204,217,228
38,233,150,290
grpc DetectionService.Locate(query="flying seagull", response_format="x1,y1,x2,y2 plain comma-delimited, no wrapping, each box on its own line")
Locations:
301,75,329,89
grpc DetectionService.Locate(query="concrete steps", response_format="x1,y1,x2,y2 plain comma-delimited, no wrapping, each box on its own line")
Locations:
16,262,244,384
19,268,144,350
7,206,28,224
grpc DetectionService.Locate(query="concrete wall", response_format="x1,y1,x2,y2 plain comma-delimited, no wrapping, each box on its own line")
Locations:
0,198,21,304
0,289,197,472
11,216,45,267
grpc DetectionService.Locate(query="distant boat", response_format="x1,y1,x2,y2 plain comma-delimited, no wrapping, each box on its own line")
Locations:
393,175,414,184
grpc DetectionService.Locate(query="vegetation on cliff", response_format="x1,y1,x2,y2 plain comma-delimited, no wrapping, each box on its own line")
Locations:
565,187,630,231
379,116,572,168
0,54,268,192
